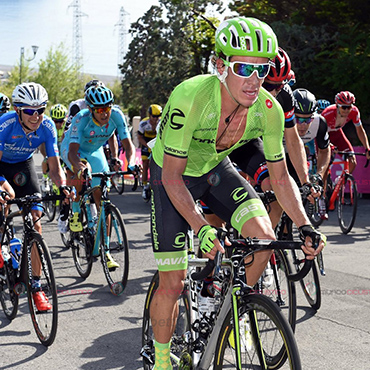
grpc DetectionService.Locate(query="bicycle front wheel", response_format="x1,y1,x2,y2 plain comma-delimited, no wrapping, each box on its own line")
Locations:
111,173,125,194
215,293,301,370
337,174,357,234
100,203,129,295
71,206,93,279
299,258,321,311
142,271,191,370
42,190,57,222
0,262,19,320
26,233,58,346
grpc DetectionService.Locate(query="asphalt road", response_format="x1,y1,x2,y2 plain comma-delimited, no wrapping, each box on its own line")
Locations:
1,154,370,370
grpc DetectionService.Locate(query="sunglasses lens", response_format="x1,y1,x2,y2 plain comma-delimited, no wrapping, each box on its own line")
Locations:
95,106,111,114
22,108,45,116
263,82,284,92
297,117,313,124
54,119,64,123
232,63,270,78
340,105,351,110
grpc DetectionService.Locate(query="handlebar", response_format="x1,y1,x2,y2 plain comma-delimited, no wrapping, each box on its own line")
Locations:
336,150,369,168
190,229,314,283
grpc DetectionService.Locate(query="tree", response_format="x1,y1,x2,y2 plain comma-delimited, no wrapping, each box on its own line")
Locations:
120,0,224,119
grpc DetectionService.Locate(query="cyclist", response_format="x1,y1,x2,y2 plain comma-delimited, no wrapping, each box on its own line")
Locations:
137,104,162,201
40,104,68,192
321,91,370,173
0,93,11,117
228,47,312,227
317,99,330,114
65,79,105,130
60,85,137,269
0,82,70,311
149,17,325,369
287,69,296,87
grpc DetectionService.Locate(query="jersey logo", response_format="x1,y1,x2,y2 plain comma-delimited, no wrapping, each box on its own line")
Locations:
13,172,27,187
173,232,186,249
170,108,185,130
265,99,273,109
90,130,95,136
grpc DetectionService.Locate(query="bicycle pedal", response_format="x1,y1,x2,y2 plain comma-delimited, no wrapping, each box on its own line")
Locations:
108,266,117,272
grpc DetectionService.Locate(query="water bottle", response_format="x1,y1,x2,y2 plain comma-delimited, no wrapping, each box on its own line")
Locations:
10,237,22,269
319,197,327,219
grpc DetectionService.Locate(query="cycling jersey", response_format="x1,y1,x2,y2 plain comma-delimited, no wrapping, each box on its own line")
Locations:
62,107,130,154
321,104,361,132
283,113,330,152
275,84,295,128
0,111,58,163
152,74,285,177
138,119,158,143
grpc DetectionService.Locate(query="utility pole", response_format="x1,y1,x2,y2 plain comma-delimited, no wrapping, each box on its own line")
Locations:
114,6,130,77
68,0,88,69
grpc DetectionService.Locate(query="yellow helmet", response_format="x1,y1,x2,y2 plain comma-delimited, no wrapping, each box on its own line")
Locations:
148,104,162,117
50,104,67,120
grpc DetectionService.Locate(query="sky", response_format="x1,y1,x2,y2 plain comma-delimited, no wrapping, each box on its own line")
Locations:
0,0,231,78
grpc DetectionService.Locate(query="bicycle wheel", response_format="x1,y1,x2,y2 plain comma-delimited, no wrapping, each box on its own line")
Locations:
337,174,357,234
0,231,19,320
142,271,191,370
111,173,125,194
71,206,93,279
299,257,321,311
264,250,297,331
305,199,323,228
214,293,301,370
26,233,58,346
100,203,129,295
42,190,57,222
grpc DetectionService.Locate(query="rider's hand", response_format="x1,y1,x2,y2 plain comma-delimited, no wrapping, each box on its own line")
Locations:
302,182,321,203
298,224,326,260
128,164,141,176
59,185,76,203
366,148,370,160
197,225,225,259
111,157,123,171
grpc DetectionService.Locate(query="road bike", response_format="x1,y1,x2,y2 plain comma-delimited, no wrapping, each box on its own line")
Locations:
141,230,314,369
275,200,325,311
325,150,369,234
62,170,137,295
0,192,67,346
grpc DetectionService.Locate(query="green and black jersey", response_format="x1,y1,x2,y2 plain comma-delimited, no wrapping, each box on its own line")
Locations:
152,74,285,177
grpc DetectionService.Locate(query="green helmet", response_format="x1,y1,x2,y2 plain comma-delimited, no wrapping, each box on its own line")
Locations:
215,17,278,59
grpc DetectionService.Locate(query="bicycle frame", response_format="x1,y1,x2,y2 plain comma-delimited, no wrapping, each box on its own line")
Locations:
328,157,349,211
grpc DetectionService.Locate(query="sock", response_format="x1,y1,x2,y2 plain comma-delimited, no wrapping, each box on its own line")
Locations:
154,341,172,370
32,277,41,289
72,201,80,214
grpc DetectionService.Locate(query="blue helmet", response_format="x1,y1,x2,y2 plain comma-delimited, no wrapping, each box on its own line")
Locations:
0,93,11,111
317,99,330,112
85,86,114,108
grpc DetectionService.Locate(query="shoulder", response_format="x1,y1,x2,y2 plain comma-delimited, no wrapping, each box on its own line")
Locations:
277,84,294,108
321,104,336,118
0,111,18,131
172,74,217,97
257,88,284,115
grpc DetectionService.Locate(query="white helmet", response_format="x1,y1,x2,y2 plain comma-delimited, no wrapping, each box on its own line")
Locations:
12,82,48,107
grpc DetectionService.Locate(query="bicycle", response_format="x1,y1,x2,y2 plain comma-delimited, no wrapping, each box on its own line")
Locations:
0,192,67,346
63,170,137,295
41,174,59,222
275,191,325,311
326,150,369,234
141,229,314,369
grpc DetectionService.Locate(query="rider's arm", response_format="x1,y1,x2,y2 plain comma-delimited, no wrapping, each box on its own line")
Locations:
120,138,136,167
315,117,331,178
284,125,310,185
68,143,86,174
137,132,148,148
355,124,370,158
48,156,67,187
108,134,119,158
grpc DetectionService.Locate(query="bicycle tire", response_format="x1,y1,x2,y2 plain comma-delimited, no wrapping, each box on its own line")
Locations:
299,258,321,311
26,233,58,346
42,190,57,222
305,200,323,228
337,174,357,234
265,249,297,332
100,203,129,295
111,173,125,194
214,293,301,370
71,206,93,279
142,271,191,370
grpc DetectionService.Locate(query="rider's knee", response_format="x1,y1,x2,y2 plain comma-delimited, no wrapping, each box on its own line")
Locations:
157,271,186,298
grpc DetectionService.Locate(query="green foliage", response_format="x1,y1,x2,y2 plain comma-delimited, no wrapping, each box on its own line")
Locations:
229,0,370,121
120,0,223,119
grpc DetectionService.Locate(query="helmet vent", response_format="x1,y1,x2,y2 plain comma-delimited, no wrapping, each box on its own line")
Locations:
255,30,263,52
229,25,240,49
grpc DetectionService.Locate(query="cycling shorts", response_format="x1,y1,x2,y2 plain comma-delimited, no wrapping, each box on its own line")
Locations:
228,138,269,186
0,157,42,211
61,145,109,188
150,158,268,271
141,146,151,160
328,129,354,153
